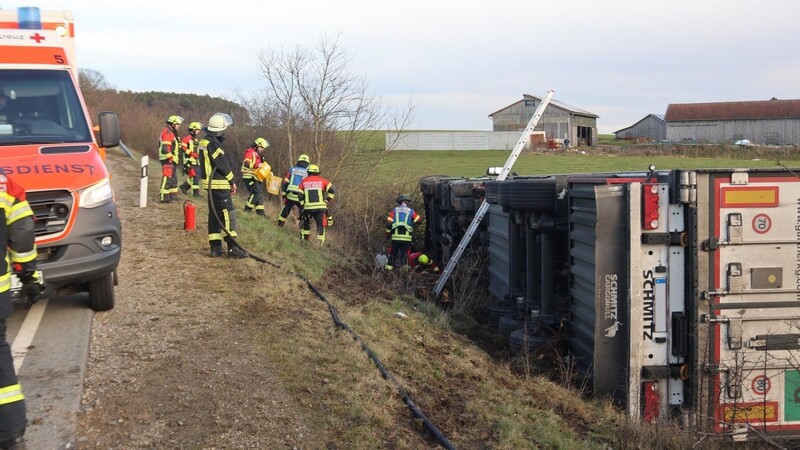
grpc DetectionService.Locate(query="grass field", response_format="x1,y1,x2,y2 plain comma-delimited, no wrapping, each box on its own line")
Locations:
357,131,800,181
373,149,800,181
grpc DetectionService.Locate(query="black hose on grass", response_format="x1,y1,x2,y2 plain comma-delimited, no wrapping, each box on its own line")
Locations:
306,282,457,450
206,178,457,449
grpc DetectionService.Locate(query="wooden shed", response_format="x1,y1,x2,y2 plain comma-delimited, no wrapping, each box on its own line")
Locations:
488,94,599,146
665,98,800,145
614,114,665,141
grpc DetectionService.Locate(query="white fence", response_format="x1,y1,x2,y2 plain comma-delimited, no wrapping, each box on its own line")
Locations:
385,131,533,150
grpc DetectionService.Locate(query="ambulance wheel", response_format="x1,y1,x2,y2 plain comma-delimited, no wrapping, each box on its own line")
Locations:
497,177,556,211
88,272,115,311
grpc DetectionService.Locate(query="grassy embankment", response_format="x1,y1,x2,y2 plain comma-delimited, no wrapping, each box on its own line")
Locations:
133,131,799,448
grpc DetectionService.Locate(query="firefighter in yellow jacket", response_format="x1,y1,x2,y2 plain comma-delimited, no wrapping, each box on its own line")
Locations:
197,113,247,259
0,174,41,449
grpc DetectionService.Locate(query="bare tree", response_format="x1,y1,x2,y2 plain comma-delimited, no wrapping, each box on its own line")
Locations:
255,33,414,171
256,45,307,165
254,33,416,257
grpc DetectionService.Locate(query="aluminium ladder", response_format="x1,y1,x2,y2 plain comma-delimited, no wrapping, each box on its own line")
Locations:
432,89,555,297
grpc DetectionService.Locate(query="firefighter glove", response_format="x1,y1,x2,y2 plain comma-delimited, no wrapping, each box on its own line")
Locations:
18,271,44,309
326,215,333,227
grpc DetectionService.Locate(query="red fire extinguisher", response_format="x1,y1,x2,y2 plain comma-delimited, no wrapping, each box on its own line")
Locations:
184,200,196,231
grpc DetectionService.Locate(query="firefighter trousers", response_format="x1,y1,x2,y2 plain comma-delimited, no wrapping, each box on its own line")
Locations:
0,296,26,440
277,199,303,224
300,209,327,244
160,161,179,201
388,240,412,270
243,179,264,214
207,189,239,245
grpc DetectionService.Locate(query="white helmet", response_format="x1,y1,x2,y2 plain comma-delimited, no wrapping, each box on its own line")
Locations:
207,113,233,133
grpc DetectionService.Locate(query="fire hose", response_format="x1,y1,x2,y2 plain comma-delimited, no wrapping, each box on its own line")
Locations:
206,168,457,450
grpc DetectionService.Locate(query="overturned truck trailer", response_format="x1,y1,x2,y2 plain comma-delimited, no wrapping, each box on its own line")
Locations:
421,167,800,440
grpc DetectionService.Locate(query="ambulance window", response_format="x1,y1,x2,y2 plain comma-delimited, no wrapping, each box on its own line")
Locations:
0,69,91,144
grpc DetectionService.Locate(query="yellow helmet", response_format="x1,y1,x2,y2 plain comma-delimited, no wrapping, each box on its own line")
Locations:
298,154,310,163
307,164,320,174
418,254,429,265
188,121,203,131
254,137,269,149
167,115,184,125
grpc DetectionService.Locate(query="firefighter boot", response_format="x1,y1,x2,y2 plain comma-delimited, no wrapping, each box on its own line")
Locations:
225,238,248,259
0,431,26,450
210,241,224,257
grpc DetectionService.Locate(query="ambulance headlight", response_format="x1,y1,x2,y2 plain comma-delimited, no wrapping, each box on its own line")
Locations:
79,179,113,208
55,24,68,37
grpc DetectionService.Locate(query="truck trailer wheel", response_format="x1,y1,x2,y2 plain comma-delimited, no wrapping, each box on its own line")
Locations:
88,272,115,311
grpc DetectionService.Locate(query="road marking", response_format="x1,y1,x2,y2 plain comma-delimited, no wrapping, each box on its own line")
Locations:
12,299,49,371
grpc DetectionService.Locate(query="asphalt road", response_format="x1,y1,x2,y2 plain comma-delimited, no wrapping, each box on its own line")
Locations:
7,294,92,450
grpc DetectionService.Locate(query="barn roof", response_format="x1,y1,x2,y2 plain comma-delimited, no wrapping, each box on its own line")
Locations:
488,94,599,118
614,113,665,134
665,99,800,121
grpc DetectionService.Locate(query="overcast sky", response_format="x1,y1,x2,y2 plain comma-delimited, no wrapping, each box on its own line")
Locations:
10,1,800,134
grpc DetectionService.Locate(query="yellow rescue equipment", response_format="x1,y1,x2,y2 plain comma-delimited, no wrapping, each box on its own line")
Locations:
254,162,282,195
254,162,272,183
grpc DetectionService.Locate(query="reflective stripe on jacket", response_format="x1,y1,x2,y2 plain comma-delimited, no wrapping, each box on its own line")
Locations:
240,147,261,180
181,134,198,166
298,175,334,211
198,135,235,190
283,166,309,202
158,126,178,163
0,174,37,295
386,205,420,242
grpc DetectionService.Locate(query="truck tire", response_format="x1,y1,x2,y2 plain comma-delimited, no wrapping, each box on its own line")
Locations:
487,302,515,331
498,315,522,338
449,180,475,197
88,272,115,311
497,177,557,211
484,181,500,204
509,329,549,355
420,175,448,196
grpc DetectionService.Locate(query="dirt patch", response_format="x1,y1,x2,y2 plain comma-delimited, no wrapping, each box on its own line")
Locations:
76,153,315,448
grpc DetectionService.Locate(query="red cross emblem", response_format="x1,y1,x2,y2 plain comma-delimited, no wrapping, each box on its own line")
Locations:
30,33,45,43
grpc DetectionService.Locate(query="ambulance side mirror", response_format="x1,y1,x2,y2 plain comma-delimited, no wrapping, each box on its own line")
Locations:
98,111,120,148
